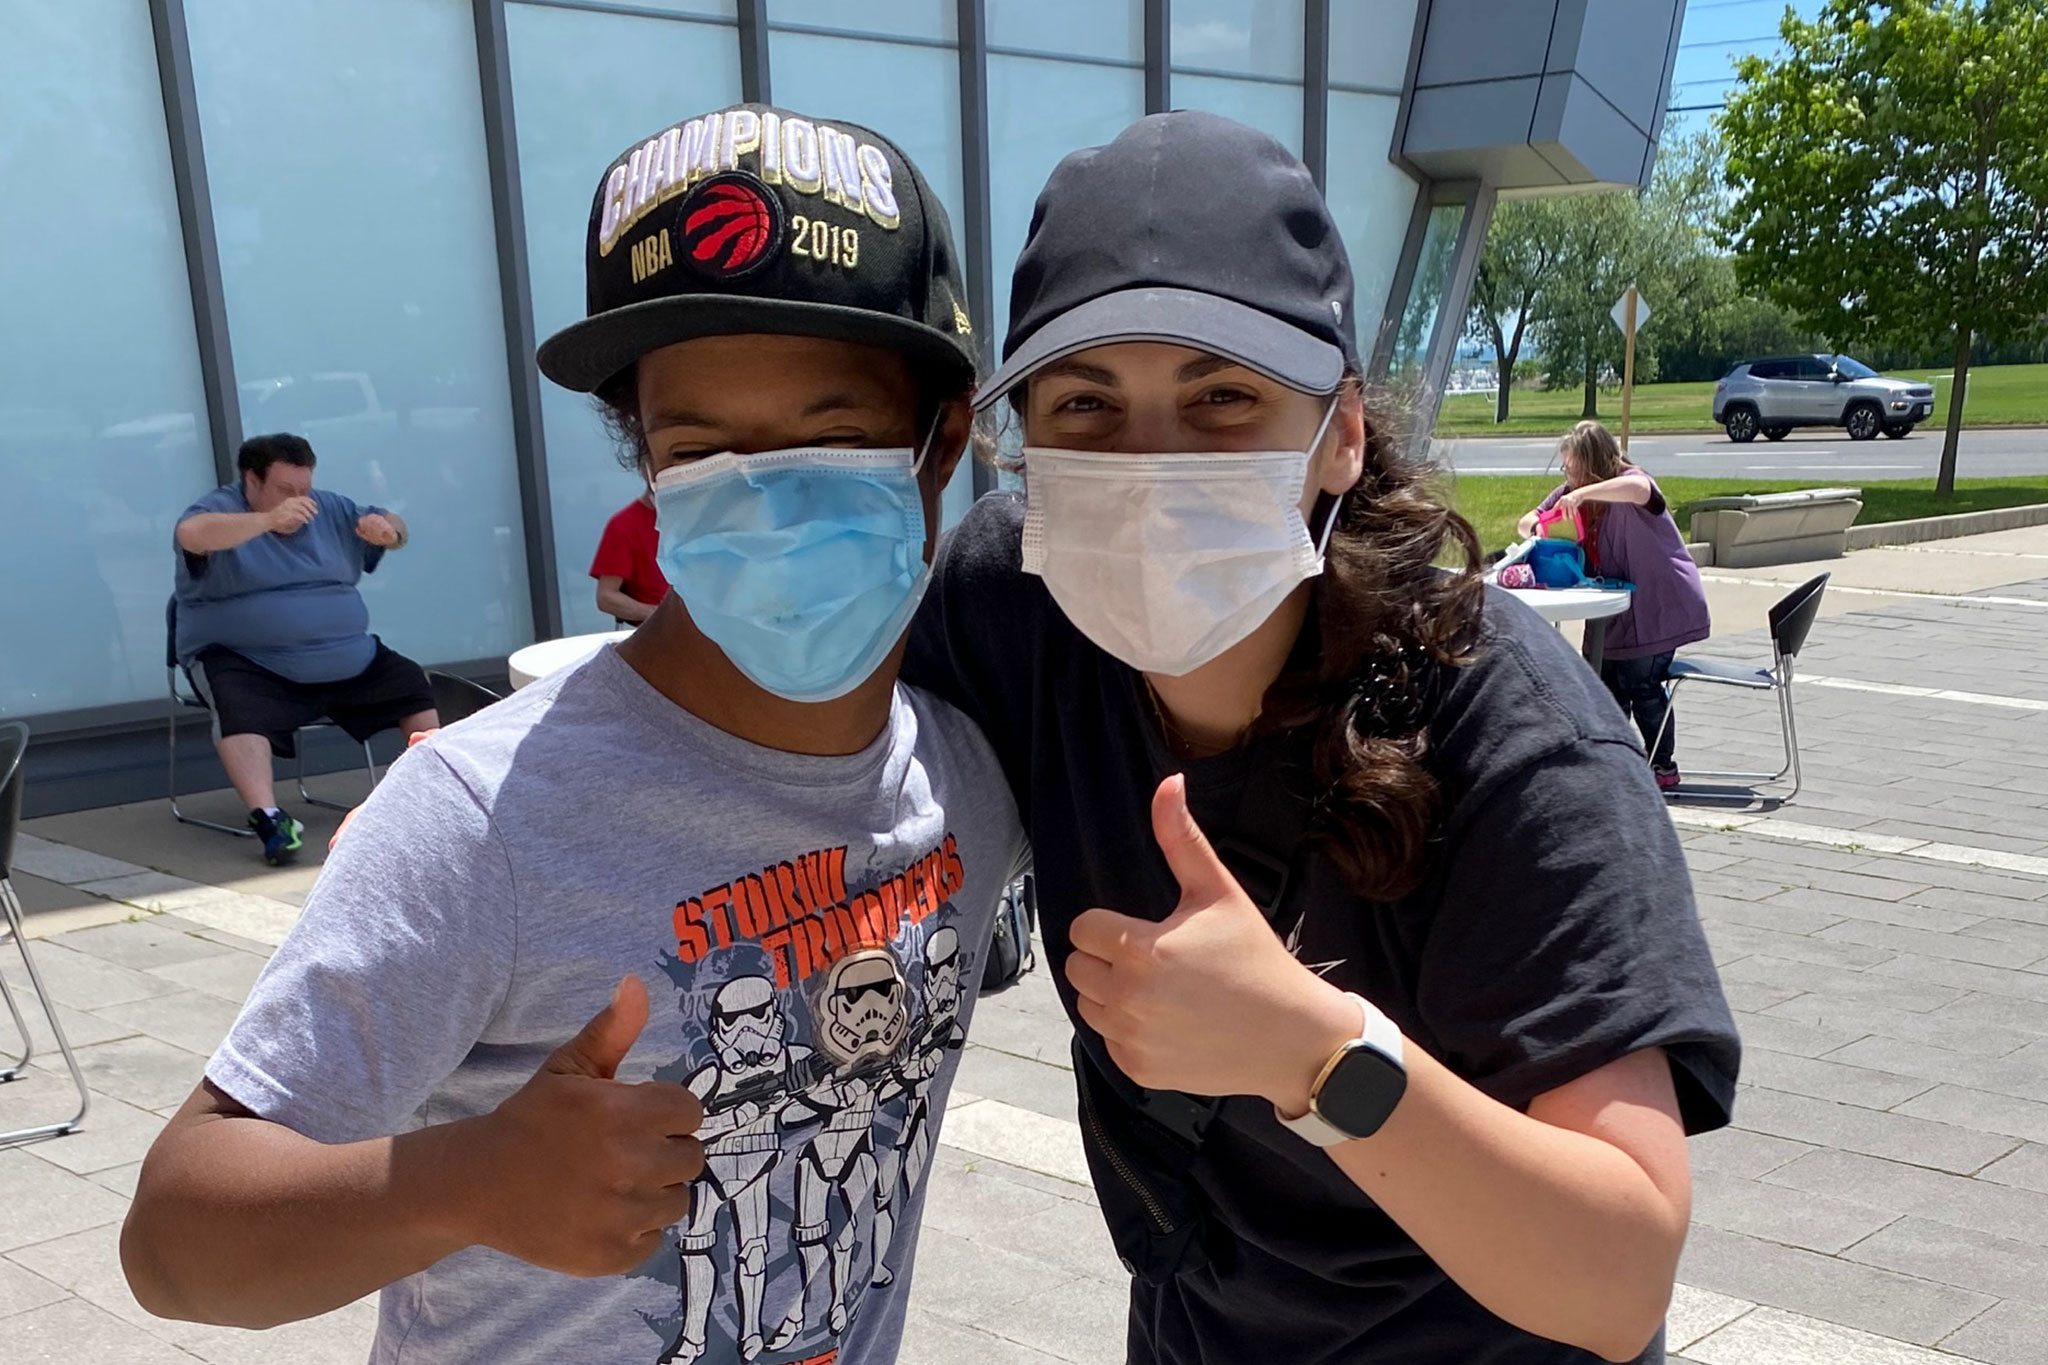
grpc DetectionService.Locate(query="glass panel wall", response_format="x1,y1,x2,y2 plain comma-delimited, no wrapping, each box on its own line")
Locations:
1325,91,1421,366
1387,202,1467,385
506,4,742,637
185,0,531,665
1171,0,1303,153
1329,0,1422,93
0,1,218,715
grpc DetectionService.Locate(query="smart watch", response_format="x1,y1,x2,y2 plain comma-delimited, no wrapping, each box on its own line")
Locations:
1274,992,1408,1147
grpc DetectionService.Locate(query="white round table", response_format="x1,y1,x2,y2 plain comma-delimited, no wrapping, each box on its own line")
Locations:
1499,586,1632,669
507,629,634,690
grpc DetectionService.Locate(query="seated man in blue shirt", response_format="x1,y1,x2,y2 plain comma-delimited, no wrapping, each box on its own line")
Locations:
174,433,439,864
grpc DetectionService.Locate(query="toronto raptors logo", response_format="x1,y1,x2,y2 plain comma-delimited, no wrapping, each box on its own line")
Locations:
677,171,783,281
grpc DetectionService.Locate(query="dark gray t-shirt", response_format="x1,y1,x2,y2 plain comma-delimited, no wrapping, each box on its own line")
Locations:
174,484,386,683
208,646,1027,1364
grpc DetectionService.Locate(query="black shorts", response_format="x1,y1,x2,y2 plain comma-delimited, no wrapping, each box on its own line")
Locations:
188,643,434,759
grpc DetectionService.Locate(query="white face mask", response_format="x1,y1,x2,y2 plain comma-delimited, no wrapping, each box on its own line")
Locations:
1019,400,1339,677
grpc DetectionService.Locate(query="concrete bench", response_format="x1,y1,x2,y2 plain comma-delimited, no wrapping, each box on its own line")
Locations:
1688,487,1863,569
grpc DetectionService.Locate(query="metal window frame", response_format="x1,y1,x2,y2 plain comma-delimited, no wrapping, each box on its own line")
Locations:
737,0,770,102
149,0,240,487
1302,0,1330,188
1144,0,1170,112
957,0,998,497
473,0,564,642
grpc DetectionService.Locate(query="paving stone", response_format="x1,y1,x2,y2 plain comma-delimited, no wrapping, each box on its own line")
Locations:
50,915,237,972
954,1044,1082,1125
90,1162,143,1200
0,1296,196,1364
1873,950,2048,1005
1980,1142,2048,1195
1688,1126,1817,1180
9,1220,380,1365
983,1190,1128,1286
1764,993,2037,1058
1825,1034,2048,1105
1731,1010,1867,1060
920,1149,1062,1243
1895,1083,2048,1145
1732,1087,2019,1176
67,1035,208,1113
1938,1298,2048,1365
1719,975,1808,1015
7,834,147,886
5,1087,165,1177
1691,871,1807,903
1695,893,1845,937
899,1309,1073,1365
1844,1214,2048,1303
1939,991,2048,1037
1665,1282,1754,1353
943,1099,1091,1189
1687,1304,1985,1365
1767,1148,2048,1245
0,1257,68,1321
1688,1170,1899,1255
1705,923,1898,974
1960,918,2048,959
900,1226,1081,1327
0,942,183,1012
1738,1049,1935,1111
1676,1224,1994,1347
989,1270,1130,1365
0,992,139,1054
0,1148,130,1254
144,949,267,1003
95,990,242,1058
1818,918,2048,969
1719,957,1964,1015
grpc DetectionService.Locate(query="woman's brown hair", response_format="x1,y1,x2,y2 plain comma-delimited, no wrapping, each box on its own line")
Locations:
1558,419,1629,483
1257,379,1487,901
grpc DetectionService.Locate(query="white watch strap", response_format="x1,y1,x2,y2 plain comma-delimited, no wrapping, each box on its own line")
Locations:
1274,993,1404,1148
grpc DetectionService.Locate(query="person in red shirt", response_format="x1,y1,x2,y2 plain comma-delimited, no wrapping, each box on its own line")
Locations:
588,486,666,624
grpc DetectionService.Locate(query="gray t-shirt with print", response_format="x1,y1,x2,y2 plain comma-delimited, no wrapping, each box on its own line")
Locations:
207,645,1027,1365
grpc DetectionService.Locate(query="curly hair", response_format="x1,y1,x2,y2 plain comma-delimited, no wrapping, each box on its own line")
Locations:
1257,381,1487,902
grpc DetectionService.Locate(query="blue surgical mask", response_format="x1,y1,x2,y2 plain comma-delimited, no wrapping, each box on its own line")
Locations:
652,442,931,703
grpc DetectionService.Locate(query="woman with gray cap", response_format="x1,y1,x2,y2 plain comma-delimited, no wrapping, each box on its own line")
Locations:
903,111,1738,1364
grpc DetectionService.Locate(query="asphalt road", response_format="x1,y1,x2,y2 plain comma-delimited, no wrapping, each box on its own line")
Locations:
1434,425,2048,480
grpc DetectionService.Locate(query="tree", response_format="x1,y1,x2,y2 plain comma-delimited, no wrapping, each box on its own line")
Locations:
1720,0,2048,492
1468,200,1562,423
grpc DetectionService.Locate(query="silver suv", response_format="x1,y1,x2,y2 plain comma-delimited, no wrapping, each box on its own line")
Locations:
1712,354,1935,443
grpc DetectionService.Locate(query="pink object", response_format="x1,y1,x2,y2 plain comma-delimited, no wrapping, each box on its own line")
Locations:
1498,563,1536,589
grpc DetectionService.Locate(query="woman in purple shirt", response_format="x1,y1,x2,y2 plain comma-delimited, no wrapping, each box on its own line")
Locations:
1519,421,1710,790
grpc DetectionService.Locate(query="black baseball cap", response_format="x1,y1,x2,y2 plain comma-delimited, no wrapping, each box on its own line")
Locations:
537,102,977,394
979,111,1357,410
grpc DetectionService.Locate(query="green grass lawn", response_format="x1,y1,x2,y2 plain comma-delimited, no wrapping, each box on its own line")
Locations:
1448,474,2048,554
1435,361,2048,436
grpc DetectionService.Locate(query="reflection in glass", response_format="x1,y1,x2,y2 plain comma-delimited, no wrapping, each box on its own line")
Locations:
768,0,953,41
1171,0,1303,78
1324,91,1419,362
187,0,530,661
1170,73,1302,155
1329,0,1422,91
988,0,1142,61
1388,204,1467,383
0,1,217,714
508,5,742,636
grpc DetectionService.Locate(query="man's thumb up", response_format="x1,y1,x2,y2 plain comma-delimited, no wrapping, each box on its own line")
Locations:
1152,774,1237,911
545,975,649,1080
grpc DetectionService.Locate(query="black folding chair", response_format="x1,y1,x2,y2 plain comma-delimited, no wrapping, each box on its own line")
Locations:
167,598,380,835
0,721,91,1146
426,669,501,726
1654,573,1829,802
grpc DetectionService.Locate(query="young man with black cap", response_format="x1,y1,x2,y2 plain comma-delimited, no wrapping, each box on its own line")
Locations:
905,111,1737,1363
124,103,1025,1365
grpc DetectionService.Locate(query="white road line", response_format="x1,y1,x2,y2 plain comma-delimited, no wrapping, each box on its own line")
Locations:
1696,575,2048,609
1668,807,2048,881
1802,673,2048,712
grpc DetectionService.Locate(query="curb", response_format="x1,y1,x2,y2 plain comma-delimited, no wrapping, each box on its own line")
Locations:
1846,502,2048,549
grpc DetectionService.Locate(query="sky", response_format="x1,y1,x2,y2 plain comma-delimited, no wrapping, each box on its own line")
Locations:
1664,0,1829,137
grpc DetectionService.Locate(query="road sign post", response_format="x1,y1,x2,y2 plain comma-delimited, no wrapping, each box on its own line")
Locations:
1610,288,1650,454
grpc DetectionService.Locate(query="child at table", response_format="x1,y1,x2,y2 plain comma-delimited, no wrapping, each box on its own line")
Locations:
1518,421,1710,789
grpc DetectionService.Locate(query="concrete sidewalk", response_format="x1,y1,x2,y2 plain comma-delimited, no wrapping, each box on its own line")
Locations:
5,526,2048,1364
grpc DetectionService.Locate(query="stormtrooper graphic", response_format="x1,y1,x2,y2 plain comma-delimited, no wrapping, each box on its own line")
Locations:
871,926,965,1282
663,976,810,1364
764,948,910,1351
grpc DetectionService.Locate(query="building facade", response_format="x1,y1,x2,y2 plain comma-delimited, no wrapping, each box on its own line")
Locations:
1,0,1684,812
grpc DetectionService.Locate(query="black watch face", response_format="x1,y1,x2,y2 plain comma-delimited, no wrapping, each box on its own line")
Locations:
1318,1045,1408,1139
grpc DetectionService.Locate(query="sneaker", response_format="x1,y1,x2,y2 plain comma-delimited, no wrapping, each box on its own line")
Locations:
1653,766,1682,792
249,809,304,865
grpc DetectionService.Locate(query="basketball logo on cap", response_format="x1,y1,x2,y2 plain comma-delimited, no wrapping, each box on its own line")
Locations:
677,172,783,281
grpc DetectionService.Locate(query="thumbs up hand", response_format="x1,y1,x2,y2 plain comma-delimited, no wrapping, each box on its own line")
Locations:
1065,775,1364,1112
466,975,705,1277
